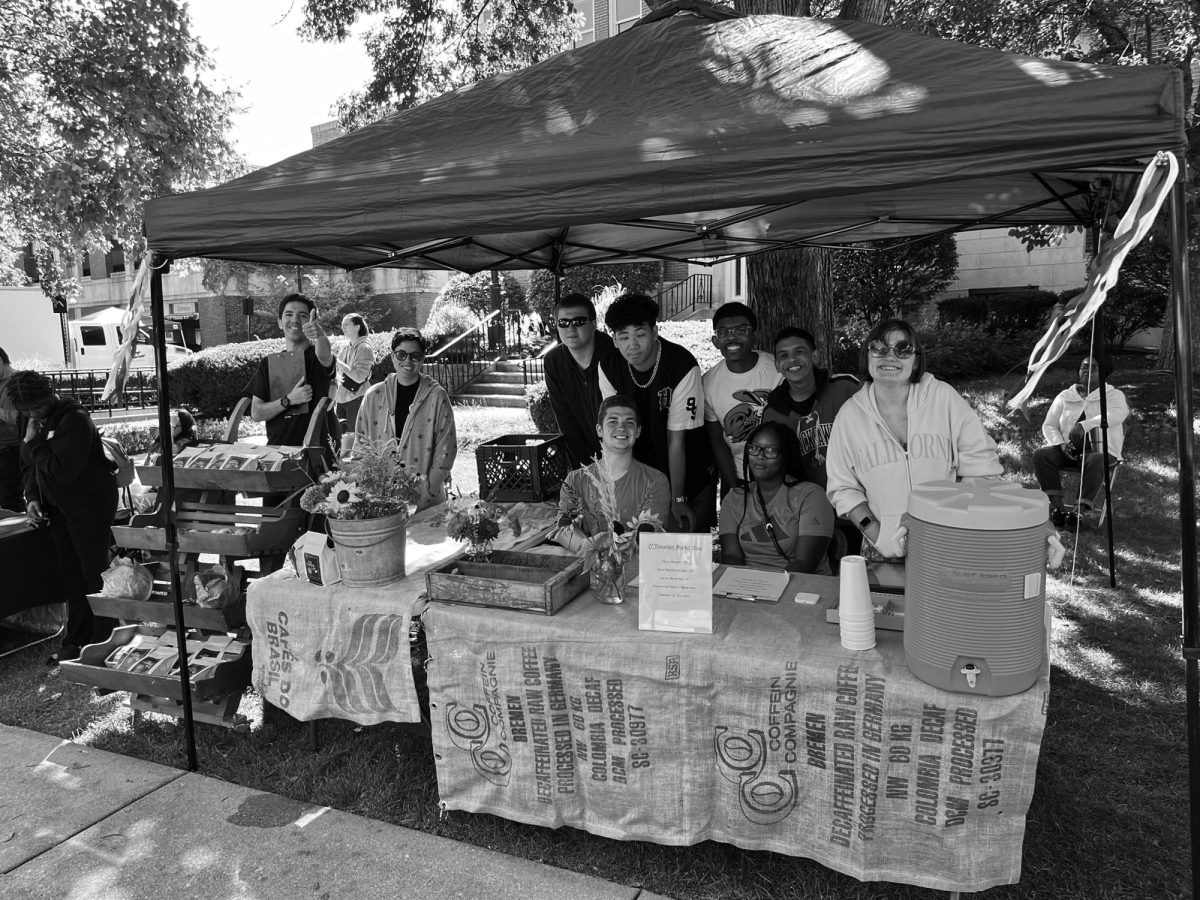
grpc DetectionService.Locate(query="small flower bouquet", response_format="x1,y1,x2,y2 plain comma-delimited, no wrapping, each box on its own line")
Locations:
570,462,664,604
446,493,522,560
300,437,424,521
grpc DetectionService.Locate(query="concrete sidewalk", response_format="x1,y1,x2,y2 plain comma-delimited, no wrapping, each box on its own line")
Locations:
0,723,667,900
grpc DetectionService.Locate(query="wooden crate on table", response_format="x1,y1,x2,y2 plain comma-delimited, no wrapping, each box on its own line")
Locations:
426,550,588,615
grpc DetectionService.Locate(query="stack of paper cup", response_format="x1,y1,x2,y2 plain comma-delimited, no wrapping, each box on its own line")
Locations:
838,555,876,651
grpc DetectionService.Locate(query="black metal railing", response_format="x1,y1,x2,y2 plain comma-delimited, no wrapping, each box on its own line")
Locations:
656,273,713,320
44,369,159,416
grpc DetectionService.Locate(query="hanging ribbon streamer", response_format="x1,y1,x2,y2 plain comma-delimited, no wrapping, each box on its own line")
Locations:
1008,150,1178,409
100,255,150,403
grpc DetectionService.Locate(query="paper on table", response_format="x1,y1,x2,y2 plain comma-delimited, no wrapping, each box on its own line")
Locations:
637,532,713,634
712,566,789,603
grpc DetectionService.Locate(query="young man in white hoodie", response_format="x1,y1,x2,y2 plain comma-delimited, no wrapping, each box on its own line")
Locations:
1033,355,1128,529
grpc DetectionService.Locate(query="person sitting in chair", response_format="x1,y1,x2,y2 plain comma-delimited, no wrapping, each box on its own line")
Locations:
1033,355,1128,530
719,421,834,574
551,394,670,554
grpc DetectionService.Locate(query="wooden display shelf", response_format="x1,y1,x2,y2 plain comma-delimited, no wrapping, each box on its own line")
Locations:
87,594,245,631
87,560,246,630
135,462,311,494
112,502,304,556
59,624,251,704
426,549,588,615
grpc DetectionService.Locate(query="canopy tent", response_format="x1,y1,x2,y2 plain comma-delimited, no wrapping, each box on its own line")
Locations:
144,3,1183,272
140,1,1197,888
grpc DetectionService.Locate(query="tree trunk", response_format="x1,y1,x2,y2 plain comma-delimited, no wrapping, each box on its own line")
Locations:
747,249,835,354
1155,248,1200,372
837,0,889,22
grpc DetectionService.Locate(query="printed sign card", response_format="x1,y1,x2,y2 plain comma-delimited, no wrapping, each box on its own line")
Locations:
637,532,712,634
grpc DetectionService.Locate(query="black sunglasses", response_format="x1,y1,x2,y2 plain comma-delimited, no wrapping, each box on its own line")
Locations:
552,316,594,329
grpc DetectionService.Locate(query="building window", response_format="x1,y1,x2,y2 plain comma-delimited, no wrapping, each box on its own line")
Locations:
20,244,38,282
80,254,91,277
609,0,643,34
574,0,595,46
107,243,125,275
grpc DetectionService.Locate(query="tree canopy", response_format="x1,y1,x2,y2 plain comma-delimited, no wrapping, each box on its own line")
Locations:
300,0,579,129
0,0,242,297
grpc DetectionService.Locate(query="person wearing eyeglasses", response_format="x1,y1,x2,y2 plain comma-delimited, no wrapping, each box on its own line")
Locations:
701,303,781,498
542,293,614,469
718,422,834,573
354,328,457,509
825,319,1001,559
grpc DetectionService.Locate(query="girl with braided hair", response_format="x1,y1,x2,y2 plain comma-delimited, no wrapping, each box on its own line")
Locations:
718,421,835,574
4,370,117,664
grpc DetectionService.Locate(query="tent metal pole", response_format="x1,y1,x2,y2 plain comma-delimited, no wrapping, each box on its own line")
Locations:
1091,309,1117,587
1168,179,1199,895
150,259,198,771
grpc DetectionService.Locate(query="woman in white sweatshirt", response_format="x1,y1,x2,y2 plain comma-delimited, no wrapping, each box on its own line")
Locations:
825,319,1002,559
1032,355,1127,527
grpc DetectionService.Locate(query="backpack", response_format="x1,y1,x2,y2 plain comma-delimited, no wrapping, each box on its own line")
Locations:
101,435,136,488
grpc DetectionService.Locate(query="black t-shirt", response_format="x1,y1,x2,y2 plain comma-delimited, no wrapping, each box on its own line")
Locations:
393,379,421,441
598,337,714,496
249,345,336,447
786,392,818,418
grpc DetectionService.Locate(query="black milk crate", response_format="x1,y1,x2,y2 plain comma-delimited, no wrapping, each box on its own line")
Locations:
475,433,568,501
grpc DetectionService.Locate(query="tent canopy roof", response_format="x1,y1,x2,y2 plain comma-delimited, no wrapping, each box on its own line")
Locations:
143,1,1184,273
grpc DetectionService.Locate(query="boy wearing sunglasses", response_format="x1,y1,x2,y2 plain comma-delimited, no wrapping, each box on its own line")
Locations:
543,293,615,468
825,319,1001,559
354,328,457,509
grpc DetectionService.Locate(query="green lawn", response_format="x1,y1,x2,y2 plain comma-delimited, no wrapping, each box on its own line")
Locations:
0,378,1193,899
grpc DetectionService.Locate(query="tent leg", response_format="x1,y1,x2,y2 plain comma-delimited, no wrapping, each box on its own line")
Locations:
1091,309,1117,587
1168,180,1200,897
151,259,199,772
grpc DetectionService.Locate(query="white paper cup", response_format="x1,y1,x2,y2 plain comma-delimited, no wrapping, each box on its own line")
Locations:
839,555,873,618
841,634,877,651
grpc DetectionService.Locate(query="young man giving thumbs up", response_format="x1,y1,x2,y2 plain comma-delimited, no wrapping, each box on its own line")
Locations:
250,293,338,452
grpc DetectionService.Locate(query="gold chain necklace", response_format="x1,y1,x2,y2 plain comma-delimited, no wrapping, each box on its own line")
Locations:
627,341,661,389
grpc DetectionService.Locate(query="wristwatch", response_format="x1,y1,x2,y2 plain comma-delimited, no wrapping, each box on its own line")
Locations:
673,495,688,504
279,396,292,410
857,514,875,531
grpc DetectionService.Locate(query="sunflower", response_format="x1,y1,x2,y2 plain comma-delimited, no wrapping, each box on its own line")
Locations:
325,480,362,514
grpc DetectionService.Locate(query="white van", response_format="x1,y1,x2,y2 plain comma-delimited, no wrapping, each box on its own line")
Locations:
68,307,193,370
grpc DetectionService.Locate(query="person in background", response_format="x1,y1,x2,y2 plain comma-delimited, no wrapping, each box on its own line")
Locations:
762,326,860,490
249,293,338,454
719,421,834,574
598,293,714,532
762,325,862,555
333,313,375,451
355,328,457,510
543,293,615,469
3,370,117,664
551,394,670,554
1033,354,1128,530
825,319,1002,560
0,346,22,512
702,302,780,497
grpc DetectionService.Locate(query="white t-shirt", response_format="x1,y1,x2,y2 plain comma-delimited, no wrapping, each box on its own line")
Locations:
702,352,781,478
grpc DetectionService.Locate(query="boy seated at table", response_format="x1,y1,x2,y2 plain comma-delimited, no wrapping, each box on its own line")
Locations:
550,394,670,554
719,421,834,574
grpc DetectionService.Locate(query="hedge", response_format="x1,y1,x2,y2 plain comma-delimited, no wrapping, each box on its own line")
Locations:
170,333,400,420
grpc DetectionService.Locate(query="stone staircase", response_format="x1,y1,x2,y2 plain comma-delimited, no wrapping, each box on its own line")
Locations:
454,359,530,408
